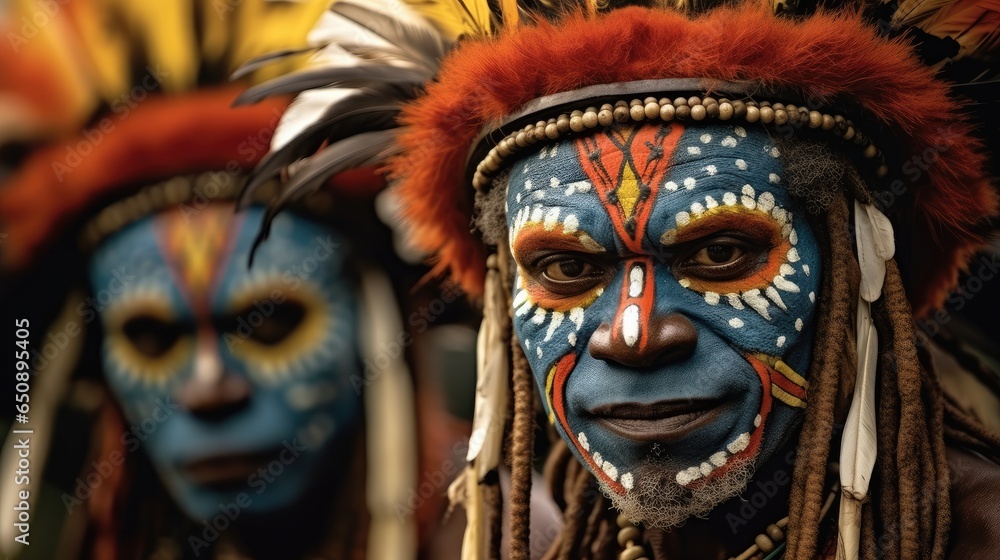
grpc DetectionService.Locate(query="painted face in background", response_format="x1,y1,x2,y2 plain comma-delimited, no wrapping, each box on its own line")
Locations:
505,123,821,527
89,204,361,520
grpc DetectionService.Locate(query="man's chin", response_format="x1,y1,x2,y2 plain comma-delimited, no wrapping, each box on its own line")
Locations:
598,456,757,530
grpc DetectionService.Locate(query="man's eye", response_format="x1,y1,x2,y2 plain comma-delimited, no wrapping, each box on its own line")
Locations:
527,254,608,296
251,301,306,345
221,301,307,346
122,316,185,358
672,235,767,281
543,258,597,282
692,244,745,266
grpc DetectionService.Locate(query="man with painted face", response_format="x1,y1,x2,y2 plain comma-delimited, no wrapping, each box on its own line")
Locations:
0,1,466,558
241,1,1000,559
86,203,367,542
502,122,820,534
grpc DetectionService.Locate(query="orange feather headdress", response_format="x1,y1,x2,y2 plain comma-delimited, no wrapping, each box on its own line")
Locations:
392,4,995,317
239,0,997,319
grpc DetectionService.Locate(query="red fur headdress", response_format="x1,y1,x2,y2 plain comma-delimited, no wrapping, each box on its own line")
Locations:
0,88,289,270
384,4,996,317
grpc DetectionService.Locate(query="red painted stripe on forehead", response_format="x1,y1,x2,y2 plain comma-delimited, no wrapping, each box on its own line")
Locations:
573,123,684,252
155,206,243,313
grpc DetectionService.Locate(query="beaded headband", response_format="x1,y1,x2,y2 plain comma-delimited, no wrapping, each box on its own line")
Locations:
468,79,889,192
77,172,347,253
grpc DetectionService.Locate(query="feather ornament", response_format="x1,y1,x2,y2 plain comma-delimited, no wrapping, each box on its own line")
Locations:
450,255,509,560
232,0,454,258
404,0,494,39
501,0,521,26
468,254,509,477
837,201,895,560
890,0,1000,65
854,200,896,302
455,465,487,560
0,0,326,145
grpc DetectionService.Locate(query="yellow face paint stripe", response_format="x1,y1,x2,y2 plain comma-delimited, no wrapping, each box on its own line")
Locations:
545,364,557,424
753,353,809,389
774,359,809,389
618,162,640,218
771,385,806,409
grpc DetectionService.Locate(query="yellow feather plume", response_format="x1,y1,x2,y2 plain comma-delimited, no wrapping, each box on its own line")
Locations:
3,0,328,141
404,0,493,39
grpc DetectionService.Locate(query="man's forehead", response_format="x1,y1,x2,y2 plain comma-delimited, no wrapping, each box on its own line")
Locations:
90,207,345,310
506,122,786,209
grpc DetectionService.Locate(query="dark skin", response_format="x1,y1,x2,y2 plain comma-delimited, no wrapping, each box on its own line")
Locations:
173,367,366,559
589,309,823,559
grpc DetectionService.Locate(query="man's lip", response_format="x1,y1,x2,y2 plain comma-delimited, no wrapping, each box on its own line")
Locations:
182,448,281,487
589,399,725,442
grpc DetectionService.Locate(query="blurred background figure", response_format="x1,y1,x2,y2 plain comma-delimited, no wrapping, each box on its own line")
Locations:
0,1,481,558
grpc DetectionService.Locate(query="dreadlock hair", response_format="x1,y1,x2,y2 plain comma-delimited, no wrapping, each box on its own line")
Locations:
473,132,1000,560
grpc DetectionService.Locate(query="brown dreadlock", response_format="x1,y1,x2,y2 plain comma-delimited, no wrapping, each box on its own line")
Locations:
478,159,1000,559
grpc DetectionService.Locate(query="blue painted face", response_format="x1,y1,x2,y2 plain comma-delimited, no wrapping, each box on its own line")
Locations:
89,204,361,520
505,123,821,525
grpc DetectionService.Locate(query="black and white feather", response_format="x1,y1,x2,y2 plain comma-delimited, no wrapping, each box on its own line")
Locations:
233,0,453,255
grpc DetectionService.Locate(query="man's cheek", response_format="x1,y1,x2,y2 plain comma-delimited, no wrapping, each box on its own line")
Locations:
666,253,821,359
512,273,618,368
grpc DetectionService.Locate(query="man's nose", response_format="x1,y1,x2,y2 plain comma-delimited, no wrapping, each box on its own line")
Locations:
174,335,251,421
586,258,697,368
588,312,698,368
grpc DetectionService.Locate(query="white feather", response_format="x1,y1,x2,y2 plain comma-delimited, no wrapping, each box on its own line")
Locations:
836,496,863,560
838,201,894,560
467,256,509,478
461,257,508,560
864,203,895,260
270,0,440,154
854,201,893,302
306,0,432,47
840,298,878,499
271,87,358,152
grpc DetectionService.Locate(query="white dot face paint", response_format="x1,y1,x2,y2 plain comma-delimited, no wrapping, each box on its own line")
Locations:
629,265,645,298
503,123,821,529
91,206,363,520
622,305,641,347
